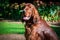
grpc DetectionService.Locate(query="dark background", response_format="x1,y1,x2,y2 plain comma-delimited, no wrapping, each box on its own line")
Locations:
9,0,60,4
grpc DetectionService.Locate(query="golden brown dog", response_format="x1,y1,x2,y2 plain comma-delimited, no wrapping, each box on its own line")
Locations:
22,3,58,40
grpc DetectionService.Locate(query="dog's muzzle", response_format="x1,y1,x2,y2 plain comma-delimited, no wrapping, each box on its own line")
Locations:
23,17,30,20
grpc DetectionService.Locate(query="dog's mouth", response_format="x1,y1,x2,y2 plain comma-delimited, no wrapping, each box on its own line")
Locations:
23,17,30,21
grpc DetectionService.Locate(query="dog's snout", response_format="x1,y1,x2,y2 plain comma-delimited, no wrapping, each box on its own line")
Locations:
21,10,25,14
22,10,25,16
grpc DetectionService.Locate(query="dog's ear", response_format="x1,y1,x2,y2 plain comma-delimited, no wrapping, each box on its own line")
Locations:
32,7,39,23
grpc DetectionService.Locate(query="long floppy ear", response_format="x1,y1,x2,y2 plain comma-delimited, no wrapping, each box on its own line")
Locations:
32,6,40,23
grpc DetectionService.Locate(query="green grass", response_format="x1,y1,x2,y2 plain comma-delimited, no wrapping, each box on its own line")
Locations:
0,22,25,34
0,21,60,38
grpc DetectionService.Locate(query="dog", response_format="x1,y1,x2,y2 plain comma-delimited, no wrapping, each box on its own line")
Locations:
22,3,58,40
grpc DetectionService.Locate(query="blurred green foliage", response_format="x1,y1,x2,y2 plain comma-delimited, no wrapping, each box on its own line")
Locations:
37,3,60,22
0,0,24,21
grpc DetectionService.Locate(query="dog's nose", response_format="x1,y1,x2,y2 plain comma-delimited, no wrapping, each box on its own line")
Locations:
23,10,25,13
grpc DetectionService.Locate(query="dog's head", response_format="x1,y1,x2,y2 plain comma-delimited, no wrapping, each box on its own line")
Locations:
22,3,40,23
22,3,33,21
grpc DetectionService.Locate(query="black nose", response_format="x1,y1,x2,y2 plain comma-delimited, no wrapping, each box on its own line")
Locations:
23,10,25,13
21,10,26,17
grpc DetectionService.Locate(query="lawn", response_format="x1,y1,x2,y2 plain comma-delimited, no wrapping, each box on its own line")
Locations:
0,21,60,37
0,22,25,34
